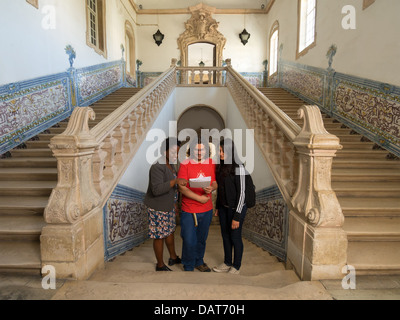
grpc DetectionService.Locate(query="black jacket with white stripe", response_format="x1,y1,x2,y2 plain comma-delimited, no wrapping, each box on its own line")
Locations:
216,165,247,221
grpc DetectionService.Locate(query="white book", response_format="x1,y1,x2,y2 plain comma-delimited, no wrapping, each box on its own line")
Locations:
189,176,211,189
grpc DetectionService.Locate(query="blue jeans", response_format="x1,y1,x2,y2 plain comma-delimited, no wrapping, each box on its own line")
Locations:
218,205,247,270
180,210,213,271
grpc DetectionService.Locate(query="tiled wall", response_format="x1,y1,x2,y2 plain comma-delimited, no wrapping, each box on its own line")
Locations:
0,60,126,155
103,184,148,261
277,60,400,157
243,185,289,262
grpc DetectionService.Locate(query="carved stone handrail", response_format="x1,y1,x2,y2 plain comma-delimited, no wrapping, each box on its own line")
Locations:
225,61,347,280
176,66,226,86
42,61,177,280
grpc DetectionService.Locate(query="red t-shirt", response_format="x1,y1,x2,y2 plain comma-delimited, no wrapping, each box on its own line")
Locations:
178,158,216,213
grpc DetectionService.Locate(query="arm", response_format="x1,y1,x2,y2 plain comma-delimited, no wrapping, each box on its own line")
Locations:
233,165,246,222
178,184,209,204
150,164,175,197
203,181,218,194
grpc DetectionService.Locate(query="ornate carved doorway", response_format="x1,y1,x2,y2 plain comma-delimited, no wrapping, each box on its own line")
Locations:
177,4,226,68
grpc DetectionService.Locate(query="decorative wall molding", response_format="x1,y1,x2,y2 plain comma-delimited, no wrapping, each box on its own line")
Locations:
103,184,148,261
177,4,226,68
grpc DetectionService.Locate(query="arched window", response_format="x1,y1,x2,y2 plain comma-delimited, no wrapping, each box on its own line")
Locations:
297,0,316,58
269,21,279,76
86,0,107,58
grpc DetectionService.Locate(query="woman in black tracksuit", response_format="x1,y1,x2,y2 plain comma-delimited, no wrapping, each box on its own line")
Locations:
213,138,248,274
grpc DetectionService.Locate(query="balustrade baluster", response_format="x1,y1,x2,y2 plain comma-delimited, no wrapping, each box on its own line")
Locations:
113,124,127,165
102,133,118,180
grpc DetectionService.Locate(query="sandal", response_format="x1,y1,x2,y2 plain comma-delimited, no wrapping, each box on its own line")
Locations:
195,263,211,272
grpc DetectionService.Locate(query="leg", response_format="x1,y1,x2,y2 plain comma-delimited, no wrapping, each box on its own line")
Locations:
195,210,213,267
153,239,165,268
180,211,197,271
165,232,178,260
218,206,233,267
231,207,247,270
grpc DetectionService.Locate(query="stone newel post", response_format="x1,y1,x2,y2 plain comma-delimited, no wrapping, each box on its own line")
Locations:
41,107,104,280
288,105,348,280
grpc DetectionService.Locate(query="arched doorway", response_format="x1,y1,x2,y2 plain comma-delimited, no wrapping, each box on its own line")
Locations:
177,105,225,135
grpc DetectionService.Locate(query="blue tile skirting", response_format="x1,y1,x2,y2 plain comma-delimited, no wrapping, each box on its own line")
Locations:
103,184,148,261
277,60,400,157
243,185,289,262
0,60,127,155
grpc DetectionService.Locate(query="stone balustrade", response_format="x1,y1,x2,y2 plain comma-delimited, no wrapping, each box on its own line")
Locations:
176,66,225,86
41,58,347,281
225,61,348,281
41,61,177,280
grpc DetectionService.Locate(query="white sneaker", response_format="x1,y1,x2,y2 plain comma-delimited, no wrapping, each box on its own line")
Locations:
212,263,231,273
228,267,240,274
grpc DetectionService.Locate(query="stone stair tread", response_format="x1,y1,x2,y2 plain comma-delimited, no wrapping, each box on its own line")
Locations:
0,241,41,269
339,197,400,209
333,168,400,176
0,216,45,234
332,181,400,190
0,181,56,190
89,269,300,289
0,196,49,208
0,168,57,174
51,279,332,300
348,242,400,269
344,217,400,236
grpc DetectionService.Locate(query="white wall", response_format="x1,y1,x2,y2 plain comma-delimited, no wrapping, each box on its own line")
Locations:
135,13,269,73
119,87,276,192
225,93,276,192
118,89,176,191
0,0,137,85
267,0,400,86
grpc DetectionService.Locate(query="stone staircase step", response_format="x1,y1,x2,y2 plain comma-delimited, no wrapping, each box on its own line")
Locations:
347,242,400,276
25,141,51,149
339,197,400,217
10,148,53,158
340,142,375,150
333,181,400,197
0,196,49,215
0,157,57,168
332,168,400,182
335,150,389,159
0,216,45,241
0,181,56,196
0,241,41,275
332,159,400,169
0,168,57,181
344,217,400,241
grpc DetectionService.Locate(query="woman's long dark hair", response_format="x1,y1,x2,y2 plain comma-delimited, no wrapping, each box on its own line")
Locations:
216,138,242,179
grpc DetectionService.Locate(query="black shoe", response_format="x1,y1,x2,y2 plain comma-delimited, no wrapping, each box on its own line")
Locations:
168,256,182,266
156,264,172,271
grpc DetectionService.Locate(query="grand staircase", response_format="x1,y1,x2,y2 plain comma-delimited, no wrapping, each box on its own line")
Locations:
259,88,400,275
51,225,332,300
0,87,141,275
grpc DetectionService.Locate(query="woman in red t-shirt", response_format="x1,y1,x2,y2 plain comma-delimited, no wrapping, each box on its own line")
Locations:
178,138,217,272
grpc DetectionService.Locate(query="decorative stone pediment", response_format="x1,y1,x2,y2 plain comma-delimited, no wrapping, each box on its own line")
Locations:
177,3,226,67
